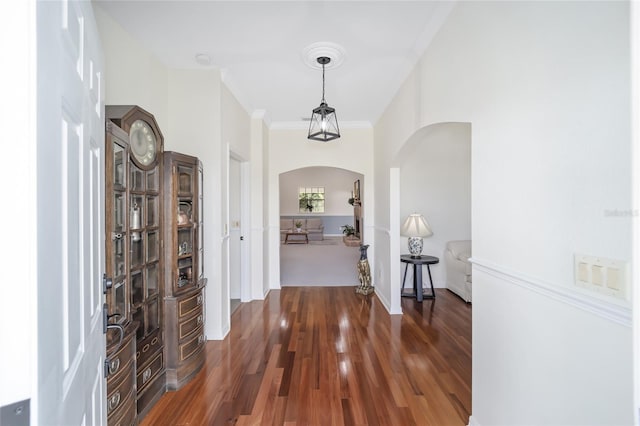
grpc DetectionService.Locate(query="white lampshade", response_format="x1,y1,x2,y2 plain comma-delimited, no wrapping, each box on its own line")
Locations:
401,213,433,238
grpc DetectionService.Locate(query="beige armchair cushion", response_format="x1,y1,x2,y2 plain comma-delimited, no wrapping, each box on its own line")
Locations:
305,218,323,231
445,240,472,302
280,218,293,231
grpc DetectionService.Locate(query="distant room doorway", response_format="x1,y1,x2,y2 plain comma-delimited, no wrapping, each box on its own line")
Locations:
279,166,364,286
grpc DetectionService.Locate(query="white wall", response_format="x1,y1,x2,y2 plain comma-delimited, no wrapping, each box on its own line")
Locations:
279,166,361,217
95,7,251,340
632,2,640,421
268,127,374,289
166,69,226,339
94,7,168,132
375,1,633,424
398,122,471,288
222,84,251,159
249,113,269,300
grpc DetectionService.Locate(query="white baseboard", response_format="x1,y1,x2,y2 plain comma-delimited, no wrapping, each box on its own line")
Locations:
374,290,391,313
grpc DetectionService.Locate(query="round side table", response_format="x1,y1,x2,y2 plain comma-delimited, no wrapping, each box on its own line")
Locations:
400,255,439,302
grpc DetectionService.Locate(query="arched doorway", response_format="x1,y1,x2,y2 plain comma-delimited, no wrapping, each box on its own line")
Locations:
279,166,364,286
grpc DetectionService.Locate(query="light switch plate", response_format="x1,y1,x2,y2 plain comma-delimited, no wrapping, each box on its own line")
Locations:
0,399,30,426
574,254,629,300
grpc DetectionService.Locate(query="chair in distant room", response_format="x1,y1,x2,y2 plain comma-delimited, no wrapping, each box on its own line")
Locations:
444,240,472,302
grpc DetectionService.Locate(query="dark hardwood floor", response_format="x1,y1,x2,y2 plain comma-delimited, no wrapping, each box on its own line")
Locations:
141,287,471,425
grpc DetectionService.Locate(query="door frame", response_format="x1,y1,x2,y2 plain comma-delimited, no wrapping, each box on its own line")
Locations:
227,149,251,307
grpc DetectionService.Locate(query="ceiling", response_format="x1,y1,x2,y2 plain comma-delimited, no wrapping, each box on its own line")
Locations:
94,1,454,127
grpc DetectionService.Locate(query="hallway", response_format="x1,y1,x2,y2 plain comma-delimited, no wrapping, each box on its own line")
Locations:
141,287,472,425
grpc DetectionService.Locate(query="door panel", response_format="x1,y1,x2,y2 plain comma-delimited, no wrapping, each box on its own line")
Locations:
37,0,106,424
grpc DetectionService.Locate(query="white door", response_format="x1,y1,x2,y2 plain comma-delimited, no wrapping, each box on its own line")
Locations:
229,156,242,301
37,0,106,424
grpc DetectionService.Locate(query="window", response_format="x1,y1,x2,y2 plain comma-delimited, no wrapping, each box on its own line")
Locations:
299,187,324,213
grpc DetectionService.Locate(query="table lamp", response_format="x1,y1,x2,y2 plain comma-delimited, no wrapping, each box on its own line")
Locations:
401,213,433,258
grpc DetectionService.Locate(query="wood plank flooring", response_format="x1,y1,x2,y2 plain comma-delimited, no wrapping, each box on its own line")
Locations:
141,287,471,425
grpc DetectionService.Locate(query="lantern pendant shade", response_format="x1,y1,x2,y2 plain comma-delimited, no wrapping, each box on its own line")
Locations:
308,102,340,142
308,56,340,142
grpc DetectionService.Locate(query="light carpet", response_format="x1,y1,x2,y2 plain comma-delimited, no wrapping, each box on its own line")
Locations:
280,237,361,286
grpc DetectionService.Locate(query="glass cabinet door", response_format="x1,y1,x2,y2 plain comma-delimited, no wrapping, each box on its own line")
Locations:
106,134,129,326
131,164,144,192
147,195,158,228
177,226,194,289
169,158,199,294
128,159,162,348
113,144,125,188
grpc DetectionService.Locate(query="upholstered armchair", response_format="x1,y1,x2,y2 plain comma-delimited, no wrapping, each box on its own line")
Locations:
304,218,324,240
444,240,472,302
280,219,294,241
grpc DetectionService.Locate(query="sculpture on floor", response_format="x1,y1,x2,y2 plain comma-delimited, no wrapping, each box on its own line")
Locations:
356,244,374,295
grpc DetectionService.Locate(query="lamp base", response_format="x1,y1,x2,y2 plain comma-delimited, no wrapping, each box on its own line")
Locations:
408,237,423,258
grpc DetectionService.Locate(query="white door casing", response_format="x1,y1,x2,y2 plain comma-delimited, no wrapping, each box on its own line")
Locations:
229,156,242,301
37,0,106,424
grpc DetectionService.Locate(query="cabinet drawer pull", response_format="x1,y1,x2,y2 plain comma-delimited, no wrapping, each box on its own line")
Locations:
142,343,150,353
198,335,205,344
197,295,203,305
108,391,121,412
108,357,121,375
151,337,159,346
142,368,152,384
197,314,203,325
136,351,140,359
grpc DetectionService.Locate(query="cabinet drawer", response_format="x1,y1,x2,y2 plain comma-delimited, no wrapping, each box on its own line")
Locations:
106,337,135,382
107,367,134,417
178,306,204,341
178,290,203,319
136,328,162,367
179,327,205,362
136,352,163,393
106,357,133,397
108,396,136,426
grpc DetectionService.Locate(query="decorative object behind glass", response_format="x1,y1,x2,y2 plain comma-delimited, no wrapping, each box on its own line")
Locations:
130,199,142,241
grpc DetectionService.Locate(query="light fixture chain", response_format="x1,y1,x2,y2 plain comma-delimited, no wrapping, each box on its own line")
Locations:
321,62,326,103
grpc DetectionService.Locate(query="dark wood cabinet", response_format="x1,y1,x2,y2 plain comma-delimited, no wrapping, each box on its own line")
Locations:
163,152,207,390
106,105,166,422
104,108,207,422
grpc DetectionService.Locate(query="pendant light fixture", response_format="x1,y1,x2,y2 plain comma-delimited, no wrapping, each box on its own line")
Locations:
308,56,340,142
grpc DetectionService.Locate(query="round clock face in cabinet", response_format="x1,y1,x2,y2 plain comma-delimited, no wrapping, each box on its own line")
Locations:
129,119,157,167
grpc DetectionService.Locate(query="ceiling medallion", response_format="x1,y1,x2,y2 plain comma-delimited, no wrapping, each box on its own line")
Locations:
302,42,346,70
